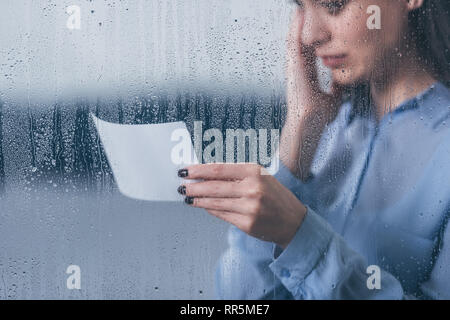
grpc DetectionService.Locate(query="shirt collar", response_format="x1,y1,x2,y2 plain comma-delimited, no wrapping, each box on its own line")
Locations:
346,80,442,127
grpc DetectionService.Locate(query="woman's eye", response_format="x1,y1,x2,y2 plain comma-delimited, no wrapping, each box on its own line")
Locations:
291,0,304,9
321,0,347,15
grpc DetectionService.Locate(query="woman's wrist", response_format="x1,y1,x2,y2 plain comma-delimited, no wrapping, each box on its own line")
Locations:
281,108,328,180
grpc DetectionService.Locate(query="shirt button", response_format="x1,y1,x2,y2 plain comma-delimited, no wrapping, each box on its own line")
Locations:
280,268,291,278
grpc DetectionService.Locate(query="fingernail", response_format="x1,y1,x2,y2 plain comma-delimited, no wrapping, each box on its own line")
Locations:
178,169,188,178
184,196,194,205
177,185,186,195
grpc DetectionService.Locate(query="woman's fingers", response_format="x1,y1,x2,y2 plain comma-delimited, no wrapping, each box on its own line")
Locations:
286,9,322,110
302,44,320,88
182,180,244,198
191,197,246,214
287,9,303,63
182,163,260,181
191,198,247,214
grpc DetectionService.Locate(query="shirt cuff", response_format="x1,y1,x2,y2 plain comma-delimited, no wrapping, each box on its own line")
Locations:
268,205,334,297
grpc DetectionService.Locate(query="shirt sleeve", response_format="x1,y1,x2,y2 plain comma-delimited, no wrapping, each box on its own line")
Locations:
417,210,450,299
268,204,405,299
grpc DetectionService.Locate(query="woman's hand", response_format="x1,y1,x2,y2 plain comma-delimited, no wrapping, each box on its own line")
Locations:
178,163,307,250
286,8,344,119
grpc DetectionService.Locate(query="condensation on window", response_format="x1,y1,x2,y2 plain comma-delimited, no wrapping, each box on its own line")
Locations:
0,0,296,299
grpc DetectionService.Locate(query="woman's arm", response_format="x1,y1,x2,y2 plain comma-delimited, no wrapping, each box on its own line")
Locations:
267,202,406,299
281,8,344,181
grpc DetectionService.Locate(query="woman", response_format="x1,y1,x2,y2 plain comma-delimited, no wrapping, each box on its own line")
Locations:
177,0,450,299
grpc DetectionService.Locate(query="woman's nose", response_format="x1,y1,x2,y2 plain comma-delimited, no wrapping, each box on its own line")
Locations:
301,10,330,47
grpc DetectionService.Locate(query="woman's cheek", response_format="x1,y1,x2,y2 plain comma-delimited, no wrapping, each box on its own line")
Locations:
328,8,373,83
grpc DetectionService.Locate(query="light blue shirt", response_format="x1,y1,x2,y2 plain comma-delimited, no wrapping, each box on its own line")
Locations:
214,81,450,299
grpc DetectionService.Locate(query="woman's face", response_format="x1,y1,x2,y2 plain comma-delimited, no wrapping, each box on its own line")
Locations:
294,0,411,85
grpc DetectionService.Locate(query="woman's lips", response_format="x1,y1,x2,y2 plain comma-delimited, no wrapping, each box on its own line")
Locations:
320,54,347,68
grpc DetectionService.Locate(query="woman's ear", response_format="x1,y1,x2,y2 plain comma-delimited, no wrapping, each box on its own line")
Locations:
405,0,425,12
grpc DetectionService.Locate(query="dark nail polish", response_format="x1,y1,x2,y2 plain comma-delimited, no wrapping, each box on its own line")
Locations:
177,185,186,195
178,169,188,178
185,196,194,205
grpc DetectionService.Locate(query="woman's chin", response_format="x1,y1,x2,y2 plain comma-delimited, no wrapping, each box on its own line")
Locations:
331,67,362,86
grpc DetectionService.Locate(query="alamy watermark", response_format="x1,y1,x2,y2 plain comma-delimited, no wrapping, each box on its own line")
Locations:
367,5,381,30
66,265,81,290
66,5,81,30
170,121,280,175
366,265,381,290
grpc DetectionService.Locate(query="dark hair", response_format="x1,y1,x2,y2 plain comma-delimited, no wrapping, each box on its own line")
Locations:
409,0,450,87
